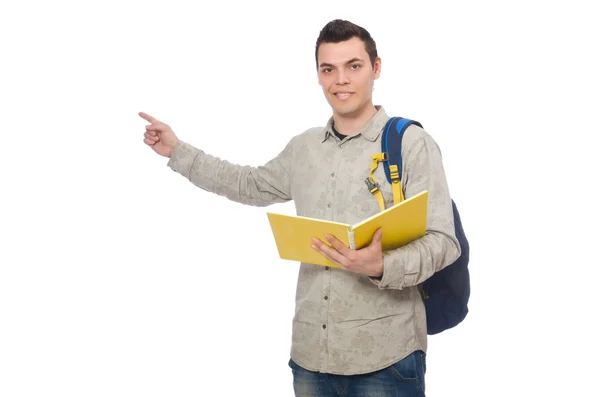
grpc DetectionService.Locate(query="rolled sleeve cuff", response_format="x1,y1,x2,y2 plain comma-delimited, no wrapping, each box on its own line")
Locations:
167,140,201,177
369,252,411,290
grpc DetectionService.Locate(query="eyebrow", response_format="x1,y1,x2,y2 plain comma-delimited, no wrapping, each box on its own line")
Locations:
319,57,365,69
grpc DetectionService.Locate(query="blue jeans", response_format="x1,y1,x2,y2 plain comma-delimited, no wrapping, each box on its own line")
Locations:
289,350,426,397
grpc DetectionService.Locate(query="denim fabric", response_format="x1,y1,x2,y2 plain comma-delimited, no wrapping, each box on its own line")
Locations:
289,350,426,397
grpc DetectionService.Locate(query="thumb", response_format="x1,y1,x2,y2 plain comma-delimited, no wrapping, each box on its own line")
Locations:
373,228,383,243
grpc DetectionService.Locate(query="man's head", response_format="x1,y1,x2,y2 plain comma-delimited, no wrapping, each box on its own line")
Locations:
315,19,381,119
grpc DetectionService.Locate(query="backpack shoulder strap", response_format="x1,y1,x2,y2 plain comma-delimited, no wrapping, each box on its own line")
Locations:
381,117,423,204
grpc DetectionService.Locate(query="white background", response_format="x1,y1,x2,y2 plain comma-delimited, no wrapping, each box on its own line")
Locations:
1,0,599,396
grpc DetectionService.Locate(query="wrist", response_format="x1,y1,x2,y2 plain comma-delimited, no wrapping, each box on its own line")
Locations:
373,257,384,278
167,139,181,158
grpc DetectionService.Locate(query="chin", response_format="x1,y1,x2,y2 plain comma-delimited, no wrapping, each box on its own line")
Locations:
332,103,363,117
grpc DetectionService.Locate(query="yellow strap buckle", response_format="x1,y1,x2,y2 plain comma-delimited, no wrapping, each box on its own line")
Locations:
365,152,404,211
364,176,380,194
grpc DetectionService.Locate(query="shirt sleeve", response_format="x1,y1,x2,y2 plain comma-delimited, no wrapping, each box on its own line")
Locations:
165,137,294,207
369,131,461,290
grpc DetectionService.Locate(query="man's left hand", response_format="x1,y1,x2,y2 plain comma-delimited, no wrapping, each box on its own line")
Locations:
311,228,384,277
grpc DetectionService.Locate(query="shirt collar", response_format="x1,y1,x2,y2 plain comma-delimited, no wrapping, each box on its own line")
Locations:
322,105,389,143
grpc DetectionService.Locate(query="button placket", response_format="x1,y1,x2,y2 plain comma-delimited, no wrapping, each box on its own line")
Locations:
320,259,332,363
319,140,341,372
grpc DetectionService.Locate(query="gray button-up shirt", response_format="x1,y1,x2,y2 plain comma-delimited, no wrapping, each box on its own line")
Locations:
166,106,460,375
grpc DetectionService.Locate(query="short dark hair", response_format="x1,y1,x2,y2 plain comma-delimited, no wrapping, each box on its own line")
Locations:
315,19,378,69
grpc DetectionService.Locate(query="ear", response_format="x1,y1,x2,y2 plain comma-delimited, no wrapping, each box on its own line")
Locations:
373,56,382,80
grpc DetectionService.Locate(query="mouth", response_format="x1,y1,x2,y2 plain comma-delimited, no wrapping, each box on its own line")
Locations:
333,92,354,101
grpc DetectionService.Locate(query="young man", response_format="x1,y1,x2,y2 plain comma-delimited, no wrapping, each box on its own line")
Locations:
140,19,460,397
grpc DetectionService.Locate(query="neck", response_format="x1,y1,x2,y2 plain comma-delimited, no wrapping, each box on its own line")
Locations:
332,103,378,135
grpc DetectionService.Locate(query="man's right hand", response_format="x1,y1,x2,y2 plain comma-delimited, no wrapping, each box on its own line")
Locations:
139,112,179,158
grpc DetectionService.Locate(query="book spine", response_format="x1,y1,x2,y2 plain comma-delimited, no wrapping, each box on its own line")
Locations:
348,230,356,250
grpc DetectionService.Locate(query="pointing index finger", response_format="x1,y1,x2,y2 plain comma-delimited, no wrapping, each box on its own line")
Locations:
139,112,158,124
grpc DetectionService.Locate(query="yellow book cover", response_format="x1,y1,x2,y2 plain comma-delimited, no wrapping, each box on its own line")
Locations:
266,190,428,268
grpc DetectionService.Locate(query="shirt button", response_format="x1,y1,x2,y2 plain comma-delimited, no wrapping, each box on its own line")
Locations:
325,266,330,270
330,172,335,177
324,296,328,300
327,202,331,208
322,324,327,329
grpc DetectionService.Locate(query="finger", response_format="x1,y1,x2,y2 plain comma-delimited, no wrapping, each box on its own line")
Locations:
145,124,163,132
143,138,155,145
324,234,353,256
139,112,159,124
310,242,344,268
144,132,159,140
372,228,383,244
312,237,347,266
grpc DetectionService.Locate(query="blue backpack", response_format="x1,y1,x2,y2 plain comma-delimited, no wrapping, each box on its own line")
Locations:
380,116,470,335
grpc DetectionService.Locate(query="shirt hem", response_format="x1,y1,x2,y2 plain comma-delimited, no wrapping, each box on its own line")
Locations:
290,348,424,376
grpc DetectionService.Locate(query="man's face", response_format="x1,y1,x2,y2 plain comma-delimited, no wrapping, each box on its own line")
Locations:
317,37,381,118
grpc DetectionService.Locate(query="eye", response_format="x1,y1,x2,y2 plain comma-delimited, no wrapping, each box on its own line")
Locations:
350,64,361,70
322,68,332,73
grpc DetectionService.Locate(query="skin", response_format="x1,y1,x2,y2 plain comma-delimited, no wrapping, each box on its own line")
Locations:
140,36,385,278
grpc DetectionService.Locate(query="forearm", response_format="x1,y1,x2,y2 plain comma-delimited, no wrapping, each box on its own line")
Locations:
167,140,292,207
371,228,460,290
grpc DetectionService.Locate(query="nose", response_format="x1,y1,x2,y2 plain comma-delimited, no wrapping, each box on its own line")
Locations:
336,70,350,85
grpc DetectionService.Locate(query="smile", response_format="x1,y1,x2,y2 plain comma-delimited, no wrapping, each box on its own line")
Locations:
334,92,354,101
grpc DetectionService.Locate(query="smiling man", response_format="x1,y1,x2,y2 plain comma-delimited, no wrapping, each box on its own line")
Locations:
140,19,460,397
317,36,380,133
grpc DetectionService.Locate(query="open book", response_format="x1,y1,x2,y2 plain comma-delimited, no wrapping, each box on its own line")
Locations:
266,190,428,268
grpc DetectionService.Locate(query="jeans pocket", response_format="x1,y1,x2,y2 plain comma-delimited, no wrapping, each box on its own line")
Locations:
388,351,420,382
